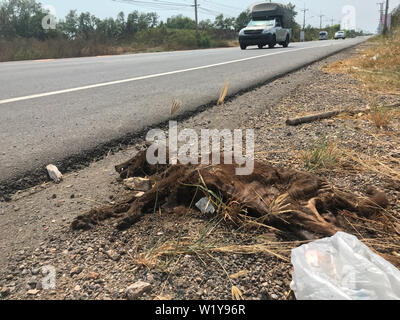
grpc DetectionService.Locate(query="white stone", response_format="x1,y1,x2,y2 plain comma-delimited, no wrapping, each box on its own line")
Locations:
46,164,63,183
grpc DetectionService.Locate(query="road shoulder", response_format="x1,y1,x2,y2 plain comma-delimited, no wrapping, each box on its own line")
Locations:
1,43,399,300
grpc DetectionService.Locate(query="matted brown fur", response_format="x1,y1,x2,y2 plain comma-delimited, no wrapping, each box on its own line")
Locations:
72,149,389,238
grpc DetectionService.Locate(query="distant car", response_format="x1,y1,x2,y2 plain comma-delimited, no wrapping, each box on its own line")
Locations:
319,31,329,40
334,31,346,39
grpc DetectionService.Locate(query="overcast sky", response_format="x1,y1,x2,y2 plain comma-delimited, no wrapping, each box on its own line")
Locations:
38,0,400,33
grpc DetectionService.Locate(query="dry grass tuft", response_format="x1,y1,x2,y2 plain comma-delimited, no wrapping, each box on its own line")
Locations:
170,99,182,116
368,106,393,129
218,81,230,105
231,286,244,300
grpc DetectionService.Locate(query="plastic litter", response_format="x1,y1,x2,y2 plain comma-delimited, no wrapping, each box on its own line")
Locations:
195,197,215,214
290,232,400,300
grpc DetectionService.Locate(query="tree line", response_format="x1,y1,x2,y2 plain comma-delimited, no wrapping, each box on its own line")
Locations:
0,0,367,62
0,0,254,41
393,5,400,29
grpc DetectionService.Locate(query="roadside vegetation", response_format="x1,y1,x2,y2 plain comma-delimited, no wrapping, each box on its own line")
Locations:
324,8,400,94
300,138,342,171
1,0,364,62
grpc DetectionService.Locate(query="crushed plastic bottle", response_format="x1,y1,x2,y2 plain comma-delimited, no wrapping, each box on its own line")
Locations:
290,232,400,300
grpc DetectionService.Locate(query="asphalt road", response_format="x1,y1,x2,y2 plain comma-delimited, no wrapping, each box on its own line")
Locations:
0,37,368,186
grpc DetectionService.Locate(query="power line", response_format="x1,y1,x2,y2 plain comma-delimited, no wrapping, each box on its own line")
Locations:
201,0,242,13
112,0,233,21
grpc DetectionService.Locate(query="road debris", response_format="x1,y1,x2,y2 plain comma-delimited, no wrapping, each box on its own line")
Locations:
286,108,370,126
195,197,215,214
123,177,152,192
46,164,63,183
371,53,380,61
291,232,400,300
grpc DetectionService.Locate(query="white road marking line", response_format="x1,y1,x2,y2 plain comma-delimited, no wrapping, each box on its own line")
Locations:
0,42,344,105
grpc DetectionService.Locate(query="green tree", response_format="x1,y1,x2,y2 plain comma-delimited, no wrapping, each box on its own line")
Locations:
58,10,78,39
77,12,97,39
284,3,301,41
392,5,400,28
166,14,196,29
0,0,51,39
198,19,213,30
126,11,139,34
234,10,251,31
114,11,126,38
214,14,235,30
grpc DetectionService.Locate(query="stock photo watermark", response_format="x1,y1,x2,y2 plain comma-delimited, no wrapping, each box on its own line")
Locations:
26,265,56,293
146,121,255,176
341,5,357,31
41,5,57,30
41,265,56,290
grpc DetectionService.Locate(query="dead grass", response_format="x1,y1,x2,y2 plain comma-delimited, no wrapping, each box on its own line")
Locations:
231,286,244,300
170,99,182,116
368,106,393,129
323,28,400,93
131,220,400,270
343,148,400,182
217,81,230,105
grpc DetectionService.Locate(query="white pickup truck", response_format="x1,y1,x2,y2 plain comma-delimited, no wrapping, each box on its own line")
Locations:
239,3,292,50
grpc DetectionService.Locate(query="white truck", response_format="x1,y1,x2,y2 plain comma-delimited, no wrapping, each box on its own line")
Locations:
239,3,292,50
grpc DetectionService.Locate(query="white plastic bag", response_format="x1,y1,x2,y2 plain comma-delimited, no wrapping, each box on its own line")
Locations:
290,232,400,300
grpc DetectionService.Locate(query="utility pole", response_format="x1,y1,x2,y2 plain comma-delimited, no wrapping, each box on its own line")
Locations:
300,4,308,42
331,17,334,26
318,14,325,29
377,2,385,33
301,5,309,30
383,0,389,35
194,0,199,31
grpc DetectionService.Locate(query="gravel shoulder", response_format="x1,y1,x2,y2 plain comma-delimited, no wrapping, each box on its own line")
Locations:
0,43,399,300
